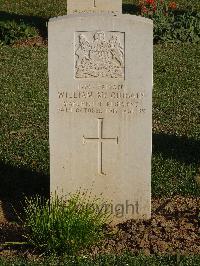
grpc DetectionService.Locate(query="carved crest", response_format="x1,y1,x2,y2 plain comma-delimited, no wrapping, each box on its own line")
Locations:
75,31,124,78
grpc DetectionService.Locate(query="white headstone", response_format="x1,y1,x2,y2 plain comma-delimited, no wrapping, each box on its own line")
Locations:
67,0,122,14
49,8,153,223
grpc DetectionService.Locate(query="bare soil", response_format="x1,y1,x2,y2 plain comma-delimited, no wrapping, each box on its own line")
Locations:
99,196,200,255
12,36,47,47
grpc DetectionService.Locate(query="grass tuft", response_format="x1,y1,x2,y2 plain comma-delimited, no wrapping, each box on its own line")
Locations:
21,191,110,255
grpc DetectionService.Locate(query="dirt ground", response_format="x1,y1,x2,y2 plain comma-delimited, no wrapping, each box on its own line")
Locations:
0,196,199,259
98,196,200,255
12,36,47,47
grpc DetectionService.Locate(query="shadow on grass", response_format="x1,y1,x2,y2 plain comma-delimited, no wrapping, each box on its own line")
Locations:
0,11,48,39
0,133,199,222
0,162,49,221
0,7,198,40
153,133,200,165
0,4,140,38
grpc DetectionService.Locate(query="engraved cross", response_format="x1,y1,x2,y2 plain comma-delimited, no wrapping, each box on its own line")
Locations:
94,0,96,7
83,118,118,175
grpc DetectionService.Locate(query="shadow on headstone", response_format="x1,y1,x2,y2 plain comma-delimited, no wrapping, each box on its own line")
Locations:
0,162,49,222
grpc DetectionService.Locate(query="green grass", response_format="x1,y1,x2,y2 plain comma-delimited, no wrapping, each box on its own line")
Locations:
0,46,49,200
154,44,200,137
0,43,199,199
0,254,200,266
153,43,200,196
0,1,199,17
0,1,199,20
0,0,199,261
0,0,67,18
1,0,199,45
0,47,48,173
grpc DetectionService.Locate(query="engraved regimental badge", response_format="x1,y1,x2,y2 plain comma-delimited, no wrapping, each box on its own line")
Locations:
75,31,125,79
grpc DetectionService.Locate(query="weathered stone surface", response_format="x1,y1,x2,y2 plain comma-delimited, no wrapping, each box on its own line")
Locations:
49,14,153,223
67,0,122,14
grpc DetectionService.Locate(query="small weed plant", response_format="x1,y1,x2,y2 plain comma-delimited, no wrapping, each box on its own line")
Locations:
21,191,110,255
139,0,200,43
0,20,37,45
